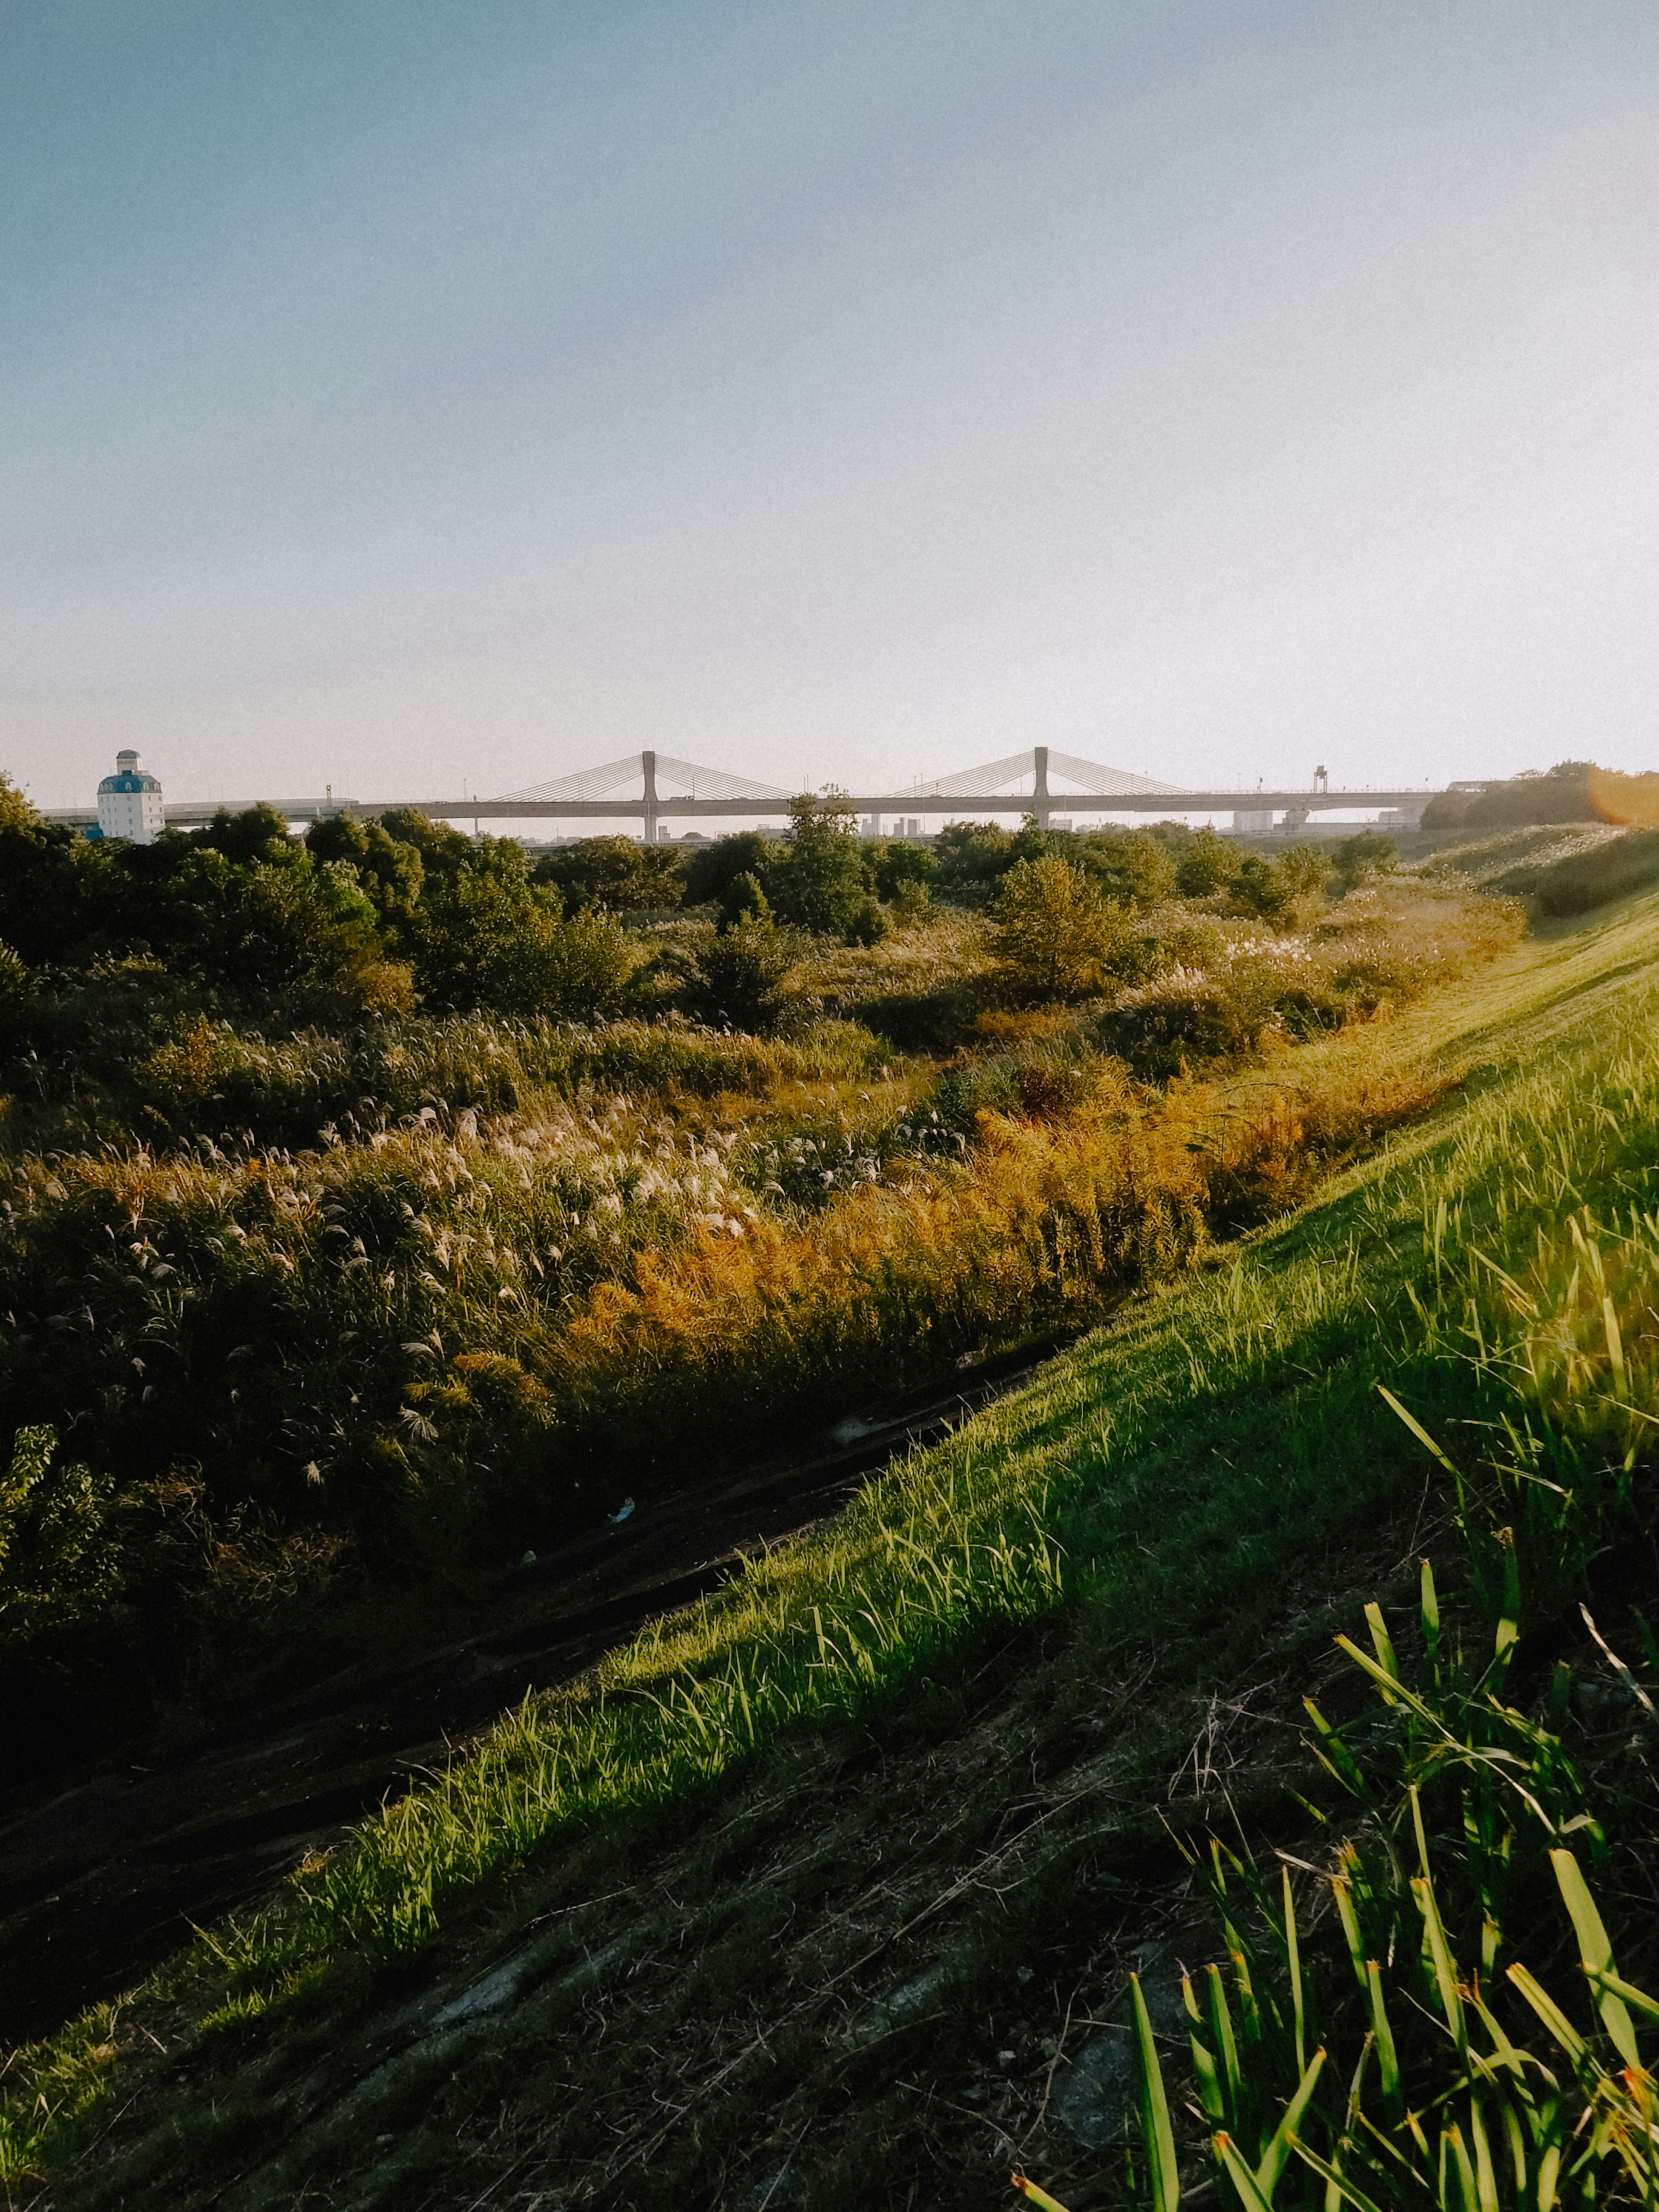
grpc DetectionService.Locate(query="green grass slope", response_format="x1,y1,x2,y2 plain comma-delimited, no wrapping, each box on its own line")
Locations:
11,887,1659,2209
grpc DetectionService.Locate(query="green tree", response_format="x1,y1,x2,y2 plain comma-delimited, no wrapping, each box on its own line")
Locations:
871,839,937,900
717,870,772,931
767,792,868,937
1071,829,1178,909
0,778,113,964
1174,828,1237,897
681,831,785,910
531,836,684,912
0,1425,118,1652
992,855,1117,998
931,820,1009,885
1276,842,1332,895
374,808,476,880
415,853,637,1019
306,815,426,936
1332,830,1398,890
1230,852,1292,921
190,803,294,866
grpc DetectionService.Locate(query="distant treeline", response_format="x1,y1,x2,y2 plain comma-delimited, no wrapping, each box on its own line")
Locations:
0,779,1355,1033
1421,759,1659,832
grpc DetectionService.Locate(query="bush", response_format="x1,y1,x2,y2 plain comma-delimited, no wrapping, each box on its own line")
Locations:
716,870,772,932
871,841,937,900
681,832,785,911
845,896,890,948
688,915,798,1032
1173,827,1237,896
531,837,684,912
414,857,638,1019
1096,966,1264,1078
1229,852,1292,921
1420,759,1599,831
0,1426,118,1652
1068,827,1178,908
992,856,1118,999
1332,829,1397,890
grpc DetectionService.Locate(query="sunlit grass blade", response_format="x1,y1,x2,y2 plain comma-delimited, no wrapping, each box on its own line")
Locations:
1132,1972,1181,2212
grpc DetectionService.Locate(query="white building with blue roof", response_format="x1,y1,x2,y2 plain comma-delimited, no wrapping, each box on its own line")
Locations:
96,749,165,843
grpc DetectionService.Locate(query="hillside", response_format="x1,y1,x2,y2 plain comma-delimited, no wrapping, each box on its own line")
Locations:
5,877,1659,2208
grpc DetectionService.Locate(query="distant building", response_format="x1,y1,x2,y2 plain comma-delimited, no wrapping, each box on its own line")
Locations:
96,749,165,844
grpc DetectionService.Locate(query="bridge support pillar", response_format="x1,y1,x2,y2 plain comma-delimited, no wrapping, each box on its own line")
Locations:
642,750,658,844
1033,744,1051,833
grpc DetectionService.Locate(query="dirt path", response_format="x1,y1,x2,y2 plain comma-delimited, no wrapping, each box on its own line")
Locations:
0,1349,1055,2045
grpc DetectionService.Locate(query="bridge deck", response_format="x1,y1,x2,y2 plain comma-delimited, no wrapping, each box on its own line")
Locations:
43,788,1430,830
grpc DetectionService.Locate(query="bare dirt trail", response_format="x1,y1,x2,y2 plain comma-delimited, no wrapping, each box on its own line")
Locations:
0,1350,1055,2047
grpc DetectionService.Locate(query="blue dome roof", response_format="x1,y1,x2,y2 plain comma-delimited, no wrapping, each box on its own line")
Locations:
99,772,162,793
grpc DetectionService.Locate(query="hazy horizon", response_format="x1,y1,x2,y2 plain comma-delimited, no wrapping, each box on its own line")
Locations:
5,0,1658,814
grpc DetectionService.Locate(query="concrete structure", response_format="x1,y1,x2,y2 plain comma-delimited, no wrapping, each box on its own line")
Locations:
44,746,1436,839
95,749,165,843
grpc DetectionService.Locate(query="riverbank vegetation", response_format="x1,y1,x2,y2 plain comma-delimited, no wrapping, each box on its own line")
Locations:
0,779,1522,1756
4,849,1659,2208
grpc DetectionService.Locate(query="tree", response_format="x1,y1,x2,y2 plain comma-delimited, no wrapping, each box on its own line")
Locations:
766,792,868,938
306,815,426,937
933,820,1017,893
717,871,772,931
1276,844,1333,899
871,840,937,900
1174,829,1237,898
190,804,293,865
1071,829,1178,909
1230,853,1293,922
414,852,637,1019
374,808,475,880
531,836,684,912
1331,831,1398,891
992,855,1117,998
682,831,785,910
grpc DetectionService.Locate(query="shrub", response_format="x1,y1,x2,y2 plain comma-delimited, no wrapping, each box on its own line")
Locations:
1069,827,1178,909
871,841,937,900
845,896,890,947
415,859,638,1019
1096,966,1263,1078
1174,828,1237,897
992,856,1118,999
1420,759,1600,830
0,1426,118,1652
1331,828,1398,890
681,832,785,911
530,836,684,912
688,914,798,1032
716,870,771,931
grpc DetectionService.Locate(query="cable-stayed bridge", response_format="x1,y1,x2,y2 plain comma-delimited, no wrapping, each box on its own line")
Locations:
44,747,1433,838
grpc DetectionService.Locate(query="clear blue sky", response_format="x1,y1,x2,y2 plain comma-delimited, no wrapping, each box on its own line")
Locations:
4,0,1658,811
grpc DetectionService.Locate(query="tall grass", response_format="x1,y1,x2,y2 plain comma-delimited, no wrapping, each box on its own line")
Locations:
1092,1199,1659,2212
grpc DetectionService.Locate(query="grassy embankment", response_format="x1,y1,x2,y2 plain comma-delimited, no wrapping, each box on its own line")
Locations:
6,882,1659,2203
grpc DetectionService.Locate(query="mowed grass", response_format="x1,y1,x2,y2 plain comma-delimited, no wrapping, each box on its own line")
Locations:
5,888,1659,2185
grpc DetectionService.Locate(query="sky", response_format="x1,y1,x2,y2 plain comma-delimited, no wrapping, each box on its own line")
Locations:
3,0,1659,820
